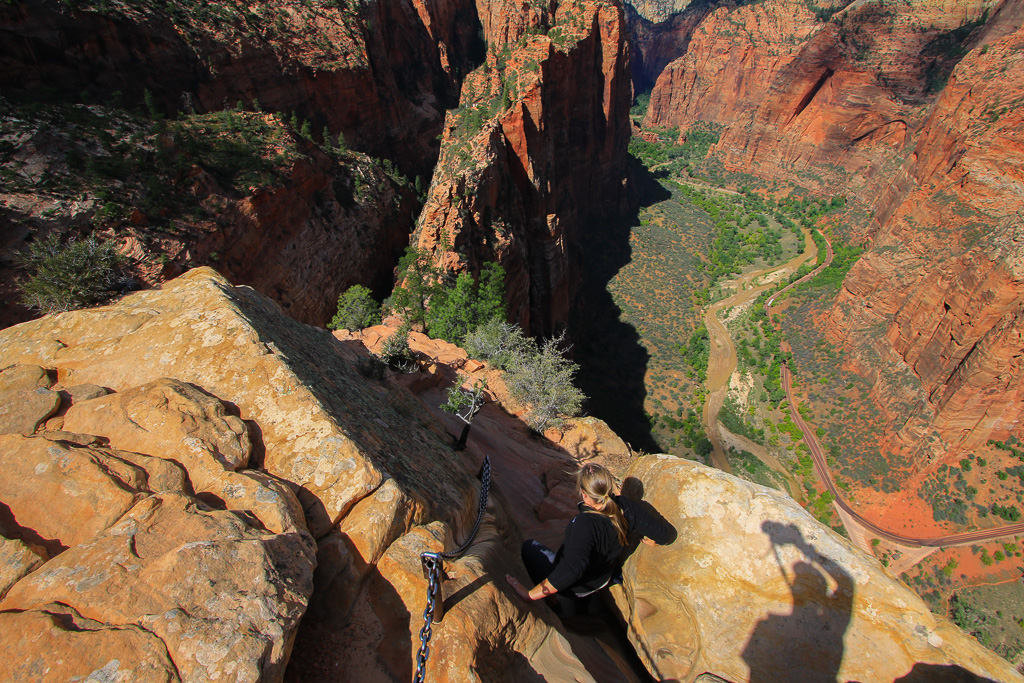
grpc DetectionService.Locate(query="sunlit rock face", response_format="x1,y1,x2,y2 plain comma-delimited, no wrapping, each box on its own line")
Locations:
616,455,1022,683
0,268,644,681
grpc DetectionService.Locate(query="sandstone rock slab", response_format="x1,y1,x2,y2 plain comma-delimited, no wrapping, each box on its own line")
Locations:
63,377,252,482
0,268,473,539
0,434,150,552
618,455,1022,683
0,386,60,435
0,535,46,600
1,492,314,683
0,603,179,683
0,363,50,392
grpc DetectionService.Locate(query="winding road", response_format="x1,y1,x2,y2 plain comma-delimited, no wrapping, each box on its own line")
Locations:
766,232,1024,549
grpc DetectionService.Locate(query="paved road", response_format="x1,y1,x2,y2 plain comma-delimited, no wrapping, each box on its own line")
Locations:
769,232,1024,548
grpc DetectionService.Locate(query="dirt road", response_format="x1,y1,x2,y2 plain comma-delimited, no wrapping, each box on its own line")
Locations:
702,229,817,472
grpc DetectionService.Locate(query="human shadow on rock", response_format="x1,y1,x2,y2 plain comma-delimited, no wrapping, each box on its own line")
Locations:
888,663,1000,683
741,521,853,683
570,159,670,455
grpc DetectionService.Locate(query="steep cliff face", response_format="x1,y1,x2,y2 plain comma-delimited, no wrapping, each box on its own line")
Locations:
414,0,632,335
0,0,483,176
640,0,996,196
0,0,486,328
824,6,1024,462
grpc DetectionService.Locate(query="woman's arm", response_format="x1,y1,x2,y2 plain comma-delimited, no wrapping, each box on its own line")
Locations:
505,575,557,602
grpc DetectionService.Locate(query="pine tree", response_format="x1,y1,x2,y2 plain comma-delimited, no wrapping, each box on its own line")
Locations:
425,272,476,344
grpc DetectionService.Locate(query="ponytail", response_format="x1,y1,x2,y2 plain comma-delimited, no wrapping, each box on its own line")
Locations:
577,463,628,546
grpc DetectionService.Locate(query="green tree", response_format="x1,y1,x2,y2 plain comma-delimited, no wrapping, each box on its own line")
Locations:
505,331,585,432
329,285,380,331
425,271,477,344
16,233,127,314
388,247,437,327
473,261,506,323
425,263,507,344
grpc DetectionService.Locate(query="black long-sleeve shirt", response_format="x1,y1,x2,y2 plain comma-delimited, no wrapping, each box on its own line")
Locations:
546,495,672,595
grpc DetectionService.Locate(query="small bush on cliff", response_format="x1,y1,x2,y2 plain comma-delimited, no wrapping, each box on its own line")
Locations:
376,320,414,370
329,285,380,331
16,233,127,314
505,331,585,432
464,319,533,370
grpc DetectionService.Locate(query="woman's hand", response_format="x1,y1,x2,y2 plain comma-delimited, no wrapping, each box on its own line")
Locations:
642,537,658,546
505,574,532,602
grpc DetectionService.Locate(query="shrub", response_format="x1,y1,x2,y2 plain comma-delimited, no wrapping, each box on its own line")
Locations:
16,232,126,314
463,319,533,369
505,331,585,432
376,321,414,370
329,285,380,331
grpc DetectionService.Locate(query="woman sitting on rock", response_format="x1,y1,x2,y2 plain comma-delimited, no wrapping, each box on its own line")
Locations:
506,463,672,611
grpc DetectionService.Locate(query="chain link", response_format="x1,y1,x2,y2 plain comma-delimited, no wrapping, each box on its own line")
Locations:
441,456,491,559
414,555,440,683
412,456,492,683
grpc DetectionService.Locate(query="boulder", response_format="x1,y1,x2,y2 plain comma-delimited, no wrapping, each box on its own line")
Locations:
0,386,60,435
0,604,179,682
0,434,154,552
0,363,50,392
63,377,252,483
0,535,46,600
1,492,314,683
617,455,1023,683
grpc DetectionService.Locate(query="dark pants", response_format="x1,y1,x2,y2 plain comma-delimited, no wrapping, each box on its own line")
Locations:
520,540,593,617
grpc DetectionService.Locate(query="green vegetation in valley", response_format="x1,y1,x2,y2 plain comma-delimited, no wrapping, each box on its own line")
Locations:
727,448,784,491
948,582,1024,661
628,121,723,176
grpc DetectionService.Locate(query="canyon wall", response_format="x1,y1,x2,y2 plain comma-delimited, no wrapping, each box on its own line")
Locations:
0,0,485,328
641,0,998,196
824,3,1024,462
630,0,1021,463
414,0,632,336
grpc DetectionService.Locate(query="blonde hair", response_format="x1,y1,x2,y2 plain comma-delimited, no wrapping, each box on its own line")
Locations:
577,463,628,545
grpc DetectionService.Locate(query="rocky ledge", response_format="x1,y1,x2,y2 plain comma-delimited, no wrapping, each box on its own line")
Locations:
0,268,1018,682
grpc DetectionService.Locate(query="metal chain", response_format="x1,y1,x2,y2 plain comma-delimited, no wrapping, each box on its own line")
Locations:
441,456,491,559
412,456,492,683
413,555,441,683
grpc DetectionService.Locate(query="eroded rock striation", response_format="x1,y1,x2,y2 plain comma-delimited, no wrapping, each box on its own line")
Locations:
617,454,1023,683
824,6,1024,462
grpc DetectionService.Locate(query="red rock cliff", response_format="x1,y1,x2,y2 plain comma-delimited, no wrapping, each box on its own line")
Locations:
641,0,994,198
414,0,632,336
824,4,1024,462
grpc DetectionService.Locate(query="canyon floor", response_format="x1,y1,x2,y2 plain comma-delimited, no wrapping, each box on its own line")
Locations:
581,125,1024,665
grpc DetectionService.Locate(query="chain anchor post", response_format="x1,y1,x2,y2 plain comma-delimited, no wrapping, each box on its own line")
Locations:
412,456,491,683
421,551,445,624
